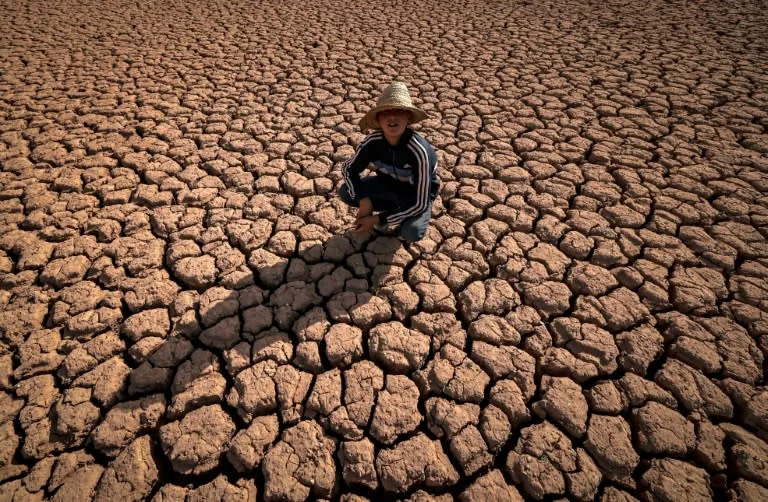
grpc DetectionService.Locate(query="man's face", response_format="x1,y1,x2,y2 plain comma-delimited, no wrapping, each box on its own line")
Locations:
377,109,411,140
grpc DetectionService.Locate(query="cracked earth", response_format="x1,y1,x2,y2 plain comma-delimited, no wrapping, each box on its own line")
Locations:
1,0,768,500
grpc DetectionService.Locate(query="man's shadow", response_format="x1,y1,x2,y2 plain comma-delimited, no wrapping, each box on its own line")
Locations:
42,224,414,484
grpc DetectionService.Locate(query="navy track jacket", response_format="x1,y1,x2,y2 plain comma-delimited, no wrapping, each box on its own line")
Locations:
342,128,439,225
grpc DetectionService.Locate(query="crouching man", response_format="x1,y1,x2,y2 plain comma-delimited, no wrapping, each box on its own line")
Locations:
339,81,439,242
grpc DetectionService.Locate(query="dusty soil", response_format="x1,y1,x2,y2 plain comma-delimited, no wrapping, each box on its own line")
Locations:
1,0,768,500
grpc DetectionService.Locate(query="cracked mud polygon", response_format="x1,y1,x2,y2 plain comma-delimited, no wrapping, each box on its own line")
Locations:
1,0,768,500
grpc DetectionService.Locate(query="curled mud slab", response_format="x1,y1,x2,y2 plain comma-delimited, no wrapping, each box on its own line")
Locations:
1,0,768,500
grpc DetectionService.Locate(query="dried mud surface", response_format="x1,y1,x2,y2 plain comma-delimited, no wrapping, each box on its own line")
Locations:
1,0,768,500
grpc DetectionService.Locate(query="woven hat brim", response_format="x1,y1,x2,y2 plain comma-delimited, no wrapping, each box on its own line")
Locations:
358,104,428,131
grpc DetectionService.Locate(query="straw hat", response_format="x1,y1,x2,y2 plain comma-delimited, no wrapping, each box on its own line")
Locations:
358,81,428,131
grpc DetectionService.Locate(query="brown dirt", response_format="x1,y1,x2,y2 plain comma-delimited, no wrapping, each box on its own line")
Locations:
1,0,768,500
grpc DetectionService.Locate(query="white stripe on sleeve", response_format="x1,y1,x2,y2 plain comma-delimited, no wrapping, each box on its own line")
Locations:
342,131,382,200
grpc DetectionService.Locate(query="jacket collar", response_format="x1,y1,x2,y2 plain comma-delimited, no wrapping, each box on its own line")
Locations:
387,127,413,148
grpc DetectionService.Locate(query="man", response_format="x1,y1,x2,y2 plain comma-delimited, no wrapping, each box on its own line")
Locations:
338,81,439,242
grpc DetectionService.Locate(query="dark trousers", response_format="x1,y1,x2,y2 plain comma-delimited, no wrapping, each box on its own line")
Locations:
338,175,433,242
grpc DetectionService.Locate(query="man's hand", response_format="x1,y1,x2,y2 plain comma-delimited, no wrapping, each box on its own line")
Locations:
354,215,378,233
356,198,373,219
